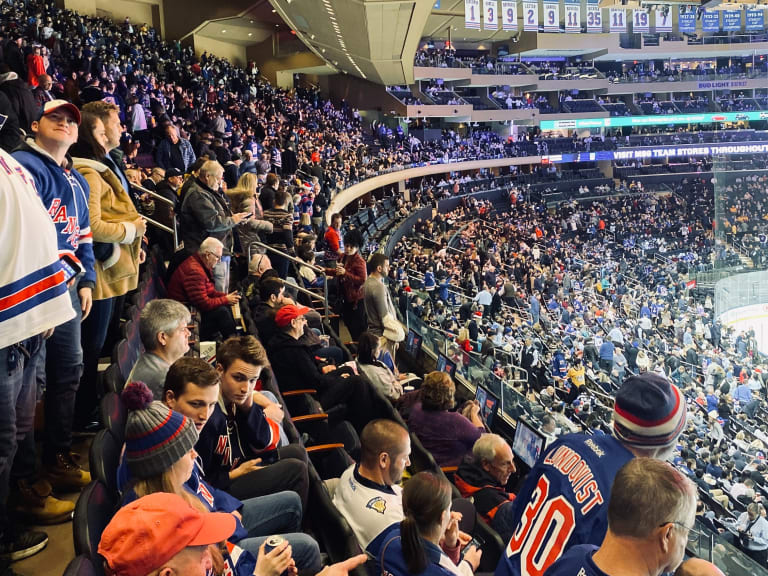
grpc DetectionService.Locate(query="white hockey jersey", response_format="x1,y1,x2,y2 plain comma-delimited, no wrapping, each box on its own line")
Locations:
0,149,74,349
332,464,404,556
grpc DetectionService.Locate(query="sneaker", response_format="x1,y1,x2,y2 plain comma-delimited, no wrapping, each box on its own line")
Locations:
0,530,48,562
12,479,74,525
45,453,91,491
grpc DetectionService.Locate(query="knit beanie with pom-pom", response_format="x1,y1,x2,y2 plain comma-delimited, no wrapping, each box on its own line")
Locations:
121,380,198,479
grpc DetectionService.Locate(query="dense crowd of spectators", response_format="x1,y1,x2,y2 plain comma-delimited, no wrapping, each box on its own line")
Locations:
386,173,768,566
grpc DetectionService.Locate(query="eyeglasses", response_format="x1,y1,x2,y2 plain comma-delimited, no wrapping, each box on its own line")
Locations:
205,252,222,262
662,521,707,543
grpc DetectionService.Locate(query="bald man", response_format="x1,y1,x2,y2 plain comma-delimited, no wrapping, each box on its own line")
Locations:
332,419,411,555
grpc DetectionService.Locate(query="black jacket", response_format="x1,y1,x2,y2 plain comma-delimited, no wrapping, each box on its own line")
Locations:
454,456,514,525
268,331,328,393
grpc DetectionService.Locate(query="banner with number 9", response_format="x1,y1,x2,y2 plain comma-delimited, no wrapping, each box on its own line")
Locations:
501,0,518,30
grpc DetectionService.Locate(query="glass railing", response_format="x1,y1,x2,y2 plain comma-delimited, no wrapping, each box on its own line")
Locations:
404,310,532,425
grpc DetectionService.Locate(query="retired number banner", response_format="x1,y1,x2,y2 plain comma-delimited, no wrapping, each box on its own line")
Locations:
523,1,539,31
501,0,518,30
465,0,481,29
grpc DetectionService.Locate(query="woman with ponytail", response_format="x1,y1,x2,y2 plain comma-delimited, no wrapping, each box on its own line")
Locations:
379,472,482,576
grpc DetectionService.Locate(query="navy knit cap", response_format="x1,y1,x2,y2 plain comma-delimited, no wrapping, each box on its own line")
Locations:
613,372,687,450
121,381,198,479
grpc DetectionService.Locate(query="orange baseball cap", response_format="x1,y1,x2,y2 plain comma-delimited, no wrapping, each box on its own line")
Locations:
274,304,311,327
98,493,236,576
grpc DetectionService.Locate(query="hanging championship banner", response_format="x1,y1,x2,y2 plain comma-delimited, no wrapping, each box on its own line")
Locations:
465,0,481,29
501,0,518,30
586,0,602,32
484,0,499,29
565,0,580,33
543,1,560,31
655,7,672,32
722,9,742,31
678,8,696,33
632,9,649,32
746,8,765,31
523,1,539,31
609,7,626,32
702,10,720,32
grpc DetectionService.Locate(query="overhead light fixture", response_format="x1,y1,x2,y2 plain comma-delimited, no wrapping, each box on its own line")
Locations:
222,29,227,33
248,32,252,36
271,8,276,12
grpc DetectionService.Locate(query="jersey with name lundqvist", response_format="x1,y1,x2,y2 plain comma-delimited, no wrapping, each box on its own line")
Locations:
496,434,633,576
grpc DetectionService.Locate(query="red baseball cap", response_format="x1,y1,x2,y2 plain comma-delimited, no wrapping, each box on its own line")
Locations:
37,99,81,124
274,304,311,327
98,493,236,576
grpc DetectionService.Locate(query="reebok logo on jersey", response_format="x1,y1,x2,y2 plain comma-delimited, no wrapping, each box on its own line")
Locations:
366,497,387,514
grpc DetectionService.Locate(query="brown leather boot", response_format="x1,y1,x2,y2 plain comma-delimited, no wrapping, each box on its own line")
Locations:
12,479,74,525
45,453,91,491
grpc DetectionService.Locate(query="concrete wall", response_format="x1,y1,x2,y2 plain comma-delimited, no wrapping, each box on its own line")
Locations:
193,35,247,68
247,42,326,86
66,0,163,37
95,0,161,35
161,0,252,41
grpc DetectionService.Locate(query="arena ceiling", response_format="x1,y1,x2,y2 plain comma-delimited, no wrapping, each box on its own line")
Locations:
263,0,765,84
268,0,435,85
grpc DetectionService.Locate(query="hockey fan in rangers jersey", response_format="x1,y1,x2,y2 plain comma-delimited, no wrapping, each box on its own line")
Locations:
195,335,310,506
0,146,77,563
12,99,95,492
496,373,687,576
544,458,697,576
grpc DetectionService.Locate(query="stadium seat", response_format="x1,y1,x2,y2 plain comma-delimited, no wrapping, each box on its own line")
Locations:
100,363,125,396
62,555,101,576
305,464,367,576
99,392,127,445
89,429,122,498
73,480,117,561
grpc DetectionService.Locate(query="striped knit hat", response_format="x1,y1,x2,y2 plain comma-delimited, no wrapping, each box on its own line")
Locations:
121,381,198,479
613,373,687,450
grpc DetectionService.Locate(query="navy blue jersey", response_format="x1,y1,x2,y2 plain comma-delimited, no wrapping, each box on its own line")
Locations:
543,545,604,576
496,434,633,576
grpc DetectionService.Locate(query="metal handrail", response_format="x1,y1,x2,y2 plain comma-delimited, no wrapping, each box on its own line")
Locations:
130,184,181,251
248,240,330,318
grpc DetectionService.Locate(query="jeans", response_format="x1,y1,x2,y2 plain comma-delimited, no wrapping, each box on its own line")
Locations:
228,444,309,509
316,346,344,366
212,257,230,293
43,286,83,464
0,335,43,536
77,296,115,424
236,491,321,573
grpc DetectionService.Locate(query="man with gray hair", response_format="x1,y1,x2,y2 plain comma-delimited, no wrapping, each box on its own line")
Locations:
455,433,517,540
179,159,252,258
127,299,191,398
167,237,241,341
544,458,697,576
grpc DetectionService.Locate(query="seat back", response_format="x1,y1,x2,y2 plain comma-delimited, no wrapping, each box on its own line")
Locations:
100,363,125,396
63,554,101,576
100,392,127,444
73,480,117,560
306,464,367,576
90,430,122,498
113,339,140,383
